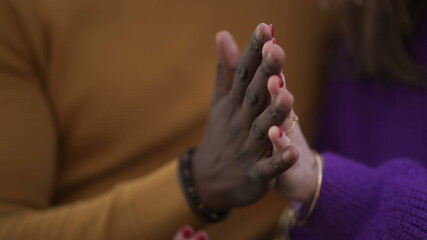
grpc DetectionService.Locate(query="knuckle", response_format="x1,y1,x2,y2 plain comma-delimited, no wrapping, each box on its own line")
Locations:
249,34,262,55
251,122,267,141
260,61,272,78
268,106,289,125
237,62,249,83
245,88,260,106
270,156,285,171
228,124,241,141
252,165,268,183
269,105,285,121
222,98,235,117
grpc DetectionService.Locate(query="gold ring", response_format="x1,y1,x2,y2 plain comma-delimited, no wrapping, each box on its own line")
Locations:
284,115,299,134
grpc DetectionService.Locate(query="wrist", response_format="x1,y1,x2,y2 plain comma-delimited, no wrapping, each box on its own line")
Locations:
291,150,324,226
178,148,230,222
191,150,226,210
295,151,319,204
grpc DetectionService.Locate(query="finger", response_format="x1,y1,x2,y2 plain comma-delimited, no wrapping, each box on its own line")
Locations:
228,23,273,107
268,125,291,152
213,31,240,103
252,145,299,182
261,38,275,56
239,45,286,127
267,74,284,100
268,125,284,153
189,231,209,240
172,225,194,240
265,40,287,98
245,89,294,153
282,109,298,136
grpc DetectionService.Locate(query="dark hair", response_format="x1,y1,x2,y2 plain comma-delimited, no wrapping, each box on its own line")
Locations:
340,0,427,86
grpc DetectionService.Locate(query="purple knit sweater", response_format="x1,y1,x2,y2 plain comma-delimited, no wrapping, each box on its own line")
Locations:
291,19,427,240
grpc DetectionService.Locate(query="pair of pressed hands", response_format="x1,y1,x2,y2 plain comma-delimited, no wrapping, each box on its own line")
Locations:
175,23,318,239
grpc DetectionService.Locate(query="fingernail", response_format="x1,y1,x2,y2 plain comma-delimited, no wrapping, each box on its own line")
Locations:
182,226,192,238
279,126,284,138
269,24,275,37
278,74,284,88
195,232,208,240
272,37,277,45
255,24,263,41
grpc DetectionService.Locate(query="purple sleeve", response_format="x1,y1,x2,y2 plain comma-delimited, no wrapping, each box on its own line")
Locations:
294,152,427,240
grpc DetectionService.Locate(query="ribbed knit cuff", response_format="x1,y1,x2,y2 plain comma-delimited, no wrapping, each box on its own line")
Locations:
294,152,381,239
119,159,204,240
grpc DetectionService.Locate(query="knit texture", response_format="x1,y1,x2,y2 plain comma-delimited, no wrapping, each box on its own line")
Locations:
293,154,427,240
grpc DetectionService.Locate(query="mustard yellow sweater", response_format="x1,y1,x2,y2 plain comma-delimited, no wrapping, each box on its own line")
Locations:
0,0,330,239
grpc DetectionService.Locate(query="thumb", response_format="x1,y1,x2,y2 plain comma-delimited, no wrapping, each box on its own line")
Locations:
212,30,240,103
253,145,299,182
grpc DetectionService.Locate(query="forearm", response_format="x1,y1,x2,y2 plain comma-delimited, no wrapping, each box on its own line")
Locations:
0,160,203,240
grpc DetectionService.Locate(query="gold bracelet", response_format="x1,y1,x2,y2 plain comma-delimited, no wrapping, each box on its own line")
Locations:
274,150,324,239
295,150,324,226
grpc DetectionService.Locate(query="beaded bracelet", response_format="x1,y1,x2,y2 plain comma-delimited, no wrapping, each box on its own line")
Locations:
178,148,230,223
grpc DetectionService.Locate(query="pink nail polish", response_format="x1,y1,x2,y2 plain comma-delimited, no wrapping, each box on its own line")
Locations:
269,24,275,38
182,226,192,238
272,37,277,45
278,75,284,88
279,126,284,138
196,233,207,240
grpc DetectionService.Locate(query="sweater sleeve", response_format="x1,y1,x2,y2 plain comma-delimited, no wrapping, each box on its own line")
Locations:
0,2,206,239
295,152,427,240
0,159,207,240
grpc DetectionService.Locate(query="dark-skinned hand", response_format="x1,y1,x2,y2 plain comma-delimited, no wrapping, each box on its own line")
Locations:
192,23,299,210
